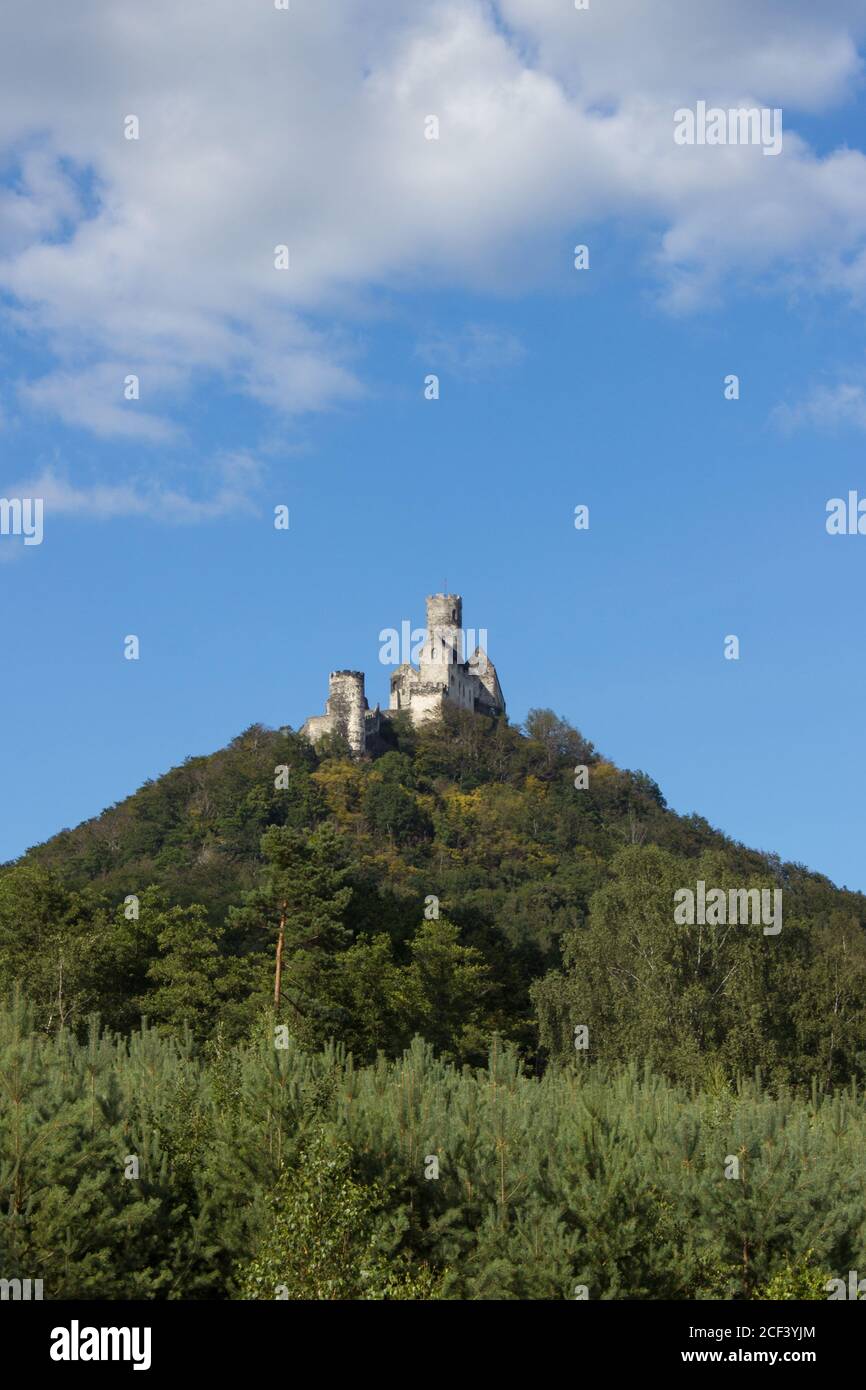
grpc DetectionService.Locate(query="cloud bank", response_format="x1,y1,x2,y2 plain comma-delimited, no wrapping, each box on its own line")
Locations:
0,0,864,443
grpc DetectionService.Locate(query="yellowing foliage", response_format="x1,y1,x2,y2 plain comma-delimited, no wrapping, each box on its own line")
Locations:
311,760,366,823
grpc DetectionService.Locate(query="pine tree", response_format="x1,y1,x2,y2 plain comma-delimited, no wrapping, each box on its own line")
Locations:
228,824,353,1048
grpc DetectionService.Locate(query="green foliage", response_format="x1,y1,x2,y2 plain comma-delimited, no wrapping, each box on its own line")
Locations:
532,843,866,1089
144,900,253,1040
374,751,415,787
753,1252,834,1301
524,708,596,774
6,706,866,1299
363,780,431,843
238,1127,442,1300
1,708,864,1088
228,824,354,1048
405,917,492,1060
0,1007,863,1301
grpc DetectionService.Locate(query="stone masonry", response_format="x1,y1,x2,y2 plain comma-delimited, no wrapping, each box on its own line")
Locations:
302,592,505,755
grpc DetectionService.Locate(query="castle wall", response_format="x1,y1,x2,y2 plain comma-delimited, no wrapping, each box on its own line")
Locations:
445,663,476,710
468,648,503,712
388,663,415,711
303,712,337,743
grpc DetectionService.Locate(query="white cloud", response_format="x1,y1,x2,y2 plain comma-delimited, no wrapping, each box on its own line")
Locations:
415,323,526,376
497,0,865,111
8,452,264,524
18,363,181,441
0,0,864,439
774,380,866,433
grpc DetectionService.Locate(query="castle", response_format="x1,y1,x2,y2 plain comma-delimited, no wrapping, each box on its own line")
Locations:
302,593,505,755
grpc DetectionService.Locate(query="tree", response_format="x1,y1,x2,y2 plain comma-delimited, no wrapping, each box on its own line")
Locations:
407,917,492,1060
229,825,353,1047
0,865,108,1031
532,844,797,1084
524,709,595,775
143,902,227,1038
238,1127,442,1300
329,933,418,1060
362,780,431,844
374,751,415,787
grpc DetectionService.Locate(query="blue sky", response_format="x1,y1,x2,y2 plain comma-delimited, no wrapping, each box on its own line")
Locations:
2,0,866,890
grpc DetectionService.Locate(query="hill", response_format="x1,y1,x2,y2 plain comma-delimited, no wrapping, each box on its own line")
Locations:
2,705,864,1087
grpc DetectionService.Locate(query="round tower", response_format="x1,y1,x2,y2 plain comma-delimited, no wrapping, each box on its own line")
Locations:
327,670,366,754
423,593,463,668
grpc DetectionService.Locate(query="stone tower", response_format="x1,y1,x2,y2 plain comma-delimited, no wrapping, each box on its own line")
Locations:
301,669,368,754
420,594,463,671
325,670,366,754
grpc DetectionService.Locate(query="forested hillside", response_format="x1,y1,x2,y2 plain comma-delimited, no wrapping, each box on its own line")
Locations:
3,707,864,1085
2,707,865,1299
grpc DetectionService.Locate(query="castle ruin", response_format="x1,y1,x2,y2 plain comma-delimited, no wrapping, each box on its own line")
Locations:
302,593,505,755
